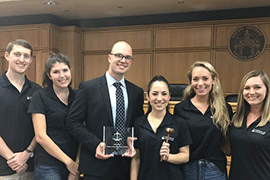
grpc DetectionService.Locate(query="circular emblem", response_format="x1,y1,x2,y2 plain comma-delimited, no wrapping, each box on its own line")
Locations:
229,26,266,61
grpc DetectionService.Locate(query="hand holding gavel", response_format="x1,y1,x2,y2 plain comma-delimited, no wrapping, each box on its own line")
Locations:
160,128,175,162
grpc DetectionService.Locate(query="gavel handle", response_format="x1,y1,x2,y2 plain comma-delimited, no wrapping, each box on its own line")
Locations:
160,134,170,162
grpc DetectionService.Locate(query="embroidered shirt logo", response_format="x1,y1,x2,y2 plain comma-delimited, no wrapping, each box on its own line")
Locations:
26,96,32,100
251,128,266,135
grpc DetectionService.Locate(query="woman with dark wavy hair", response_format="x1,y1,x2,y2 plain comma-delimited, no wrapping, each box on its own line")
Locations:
131,75,192,180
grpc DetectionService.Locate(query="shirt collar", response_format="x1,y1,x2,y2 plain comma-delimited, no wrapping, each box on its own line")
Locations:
0,71,30,89
183,99,211,113
137,111,174,131
45,85,75,105
105,71,126,88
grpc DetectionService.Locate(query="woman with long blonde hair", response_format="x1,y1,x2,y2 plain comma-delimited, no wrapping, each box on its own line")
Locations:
174,61,232,180
229,70,270,180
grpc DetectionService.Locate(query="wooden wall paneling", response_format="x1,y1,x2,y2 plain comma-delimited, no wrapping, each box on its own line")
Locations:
73,29,83,89
155,26,212,49
215,22,270,48
215,25,238,48
84,54,109,81
58,26,82,89
0,28,40,50
25,55,36,82
83,29,152,51
215,49,270,94
0,53,8,75
83,53,151,90
34,51,50,85
124,53,151,91
154,51,211,84
51,26,60,52
40,27,50,49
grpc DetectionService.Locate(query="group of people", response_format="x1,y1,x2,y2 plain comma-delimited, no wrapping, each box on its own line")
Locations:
0,39,270,180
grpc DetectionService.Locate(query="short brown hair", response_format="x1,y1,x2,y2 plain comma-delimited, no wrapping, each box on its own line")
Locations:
6,39,33,57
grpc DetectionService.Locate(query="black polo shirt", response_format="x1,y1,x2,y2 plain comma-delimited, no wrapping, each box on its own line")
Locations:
174,99,233,173
229,117,270,180
0,72,41,176
28,86,78,167
134,112,192,180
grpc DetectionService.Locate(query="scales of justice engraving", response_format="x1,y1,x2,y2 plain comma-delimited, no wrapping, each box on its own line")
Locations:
103,126,134,155
111,131,125,151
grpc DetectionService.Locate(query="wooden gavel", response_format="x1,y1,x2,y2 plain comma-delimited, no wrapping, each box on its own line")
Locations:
160,128,175,162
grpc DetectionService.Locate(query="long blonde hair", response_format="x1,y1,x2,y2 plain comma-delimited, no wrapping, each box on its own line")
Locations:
183,61,230,137
232,70,270,128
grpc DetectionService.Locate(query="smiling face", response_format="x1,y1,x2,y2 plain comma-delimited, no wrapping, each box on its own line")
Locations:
5,45,32,75
48,62,71,90
243,76,267,109
108,42,133,81
191,66,216,98
147,81,171,112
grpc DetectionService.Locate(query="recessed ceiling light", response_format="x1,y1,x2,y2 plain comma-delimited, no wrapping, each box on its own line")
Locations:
43,0,57,6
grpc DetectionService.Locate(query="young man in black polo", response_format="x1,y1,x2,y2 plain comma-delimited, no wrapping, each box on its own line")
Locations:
0,39,41,179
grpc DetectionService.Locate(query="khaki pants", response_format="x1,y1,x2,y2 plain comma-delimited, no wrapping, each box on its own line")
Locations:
0,172,33,180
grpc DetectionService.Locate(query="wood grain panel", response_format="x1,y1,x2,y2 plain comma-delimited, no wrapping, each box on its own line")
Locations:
154,52,211,83
83,30,152,51
41,28,49,49
84,53,151,90
84,54,109,81
58,28,82,89
52,28,60,52
0,55,8,75
155,26,212,49
34,51,50,85
215,23,270,48
125,53,151,91
25,56,36,82
215,49,270,94
0,29,39,50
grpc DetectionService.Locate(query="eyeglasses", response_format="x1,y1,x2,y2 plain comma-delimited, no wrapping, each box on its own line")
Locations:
110,53,133,61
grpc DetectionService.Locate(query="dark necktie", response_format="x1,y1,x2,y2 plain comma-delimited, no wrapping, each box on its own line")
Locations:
113,82,126,145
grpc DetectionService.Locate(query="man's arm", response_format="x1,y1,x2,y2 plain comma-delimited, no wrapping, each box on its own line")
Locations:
0,136,28,174
7,136,37,167
66,82,101,154
25,137,37,153
0,136,14,160
7,137,37,173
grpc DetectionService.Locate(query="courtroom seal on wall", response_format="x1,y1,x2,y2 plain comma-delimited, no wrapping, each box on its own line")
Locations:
229,26,266,61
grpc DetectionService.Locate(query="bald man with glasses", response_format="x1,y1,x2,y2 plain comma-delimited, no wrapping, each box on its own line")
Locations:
66,41,144,180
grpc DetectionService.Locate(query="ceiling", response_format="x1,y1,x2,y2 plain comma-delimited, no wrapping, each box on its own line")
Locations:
0,0,270,20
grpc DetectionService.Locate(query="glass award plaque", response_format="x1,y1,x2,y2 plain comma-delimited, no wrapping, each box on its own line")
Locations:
103,126,134,155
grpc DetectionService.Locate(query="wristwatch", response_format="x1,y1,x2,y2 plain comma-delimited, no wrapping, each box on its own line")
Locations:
26,149,34,158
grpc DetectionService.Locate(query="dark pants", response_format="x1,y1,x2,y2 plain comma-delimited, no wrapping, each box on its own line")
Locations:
83,156,130,180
